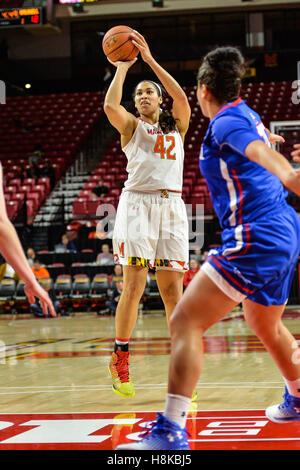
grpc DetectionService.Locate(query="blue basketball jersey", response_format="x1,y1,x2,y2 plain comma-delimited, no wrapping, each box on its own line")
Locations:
200,98,288,229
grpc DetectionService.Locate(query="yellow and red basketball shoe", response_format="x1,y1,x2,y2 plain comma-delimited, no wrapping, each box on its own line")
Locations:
109,350,135,398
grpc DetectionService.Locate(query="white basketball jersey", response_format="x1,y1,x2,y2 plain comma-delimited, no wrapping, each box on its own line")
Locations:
122,118,184,192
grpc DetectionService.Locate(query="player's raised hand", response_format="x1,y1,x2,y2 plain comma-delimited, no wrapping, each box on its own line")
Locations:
130,30,153,64
291,143,300,162
107,56,138,69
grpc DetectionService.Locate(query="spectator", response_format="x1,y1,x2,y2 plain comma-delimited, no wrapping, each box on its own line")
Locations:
30,279,60,318
109,264,123,284
91,178,109,200
41,160,56,189
32,259,50,280
26,161,40,179
96,243,114,266
55,234,77,253
26,247,36,267
105,280,123,315
183,259,200,288
28,143,45,165
190,247,202,264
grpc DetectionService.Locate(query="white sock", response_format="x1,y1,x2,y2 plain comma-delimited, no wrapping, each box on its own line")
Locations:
284,377,300,398
164,393,191,429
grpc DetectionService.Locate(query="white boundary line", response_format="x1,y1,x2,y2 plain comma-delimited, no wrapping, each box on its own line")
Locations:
0,409,267,414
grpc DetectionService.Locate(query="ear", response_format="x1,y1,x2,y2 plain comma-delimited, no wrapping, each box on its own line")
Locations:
201,84,214,102
158,96,163,105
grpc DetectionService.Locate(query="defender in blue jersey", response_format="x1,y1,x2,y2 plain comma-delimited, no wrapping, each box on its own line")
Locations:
117,47,300,451
200,97,300,307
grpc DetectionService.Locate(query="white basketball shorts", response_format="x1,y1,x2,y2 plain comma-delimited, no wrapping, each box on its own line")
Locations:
113,190,189,271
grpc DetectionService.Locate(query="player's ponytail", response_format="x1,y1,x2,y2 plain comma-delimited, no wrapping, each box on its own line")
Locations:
159,108,177,134
197,47,245,103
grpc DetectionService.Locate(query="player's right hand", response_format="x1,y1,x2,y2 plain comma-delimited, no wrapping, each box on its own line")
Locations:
24,281,57,318
291,143,300,162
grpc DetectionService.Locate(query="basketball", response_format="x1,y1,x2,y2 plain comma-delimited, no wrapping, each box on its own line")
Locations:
102,25,139,62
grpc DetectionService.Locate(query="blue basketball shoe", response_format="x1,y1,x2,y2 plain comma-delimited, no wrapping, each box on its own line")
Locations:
266,387,300,423
116,413,190,450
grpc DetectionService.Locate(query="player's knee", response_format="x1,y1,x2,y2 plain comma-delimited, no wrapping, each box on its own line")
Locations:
246,314,280,343
122,279,145,301
169,299,198,335
160,282,181,306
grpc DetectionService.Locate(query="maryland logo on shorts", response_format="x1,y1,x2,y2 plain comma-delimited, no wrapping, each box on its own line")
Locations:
118,242,125,258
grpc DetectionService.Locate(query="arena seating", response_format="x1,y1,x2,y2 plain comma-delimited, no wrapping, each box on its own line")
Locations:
1,91,105,222
72,80,300,218
0,81,299,315
0,255,298,315
0,266,158,315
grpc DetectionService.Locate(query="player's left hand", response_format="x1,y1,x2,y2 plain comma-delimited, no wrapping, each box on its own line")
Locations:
130,30,153,63
291,143,300,162
268,133,285,145
107,57,138,69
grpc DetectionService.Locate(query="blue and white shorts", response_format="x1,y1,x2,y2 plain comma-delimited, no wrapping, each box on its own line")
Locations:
201,206,300,306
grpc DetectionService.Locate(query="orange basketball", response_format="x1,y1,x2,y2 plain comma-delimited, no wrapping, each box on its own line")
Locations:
102,25,139,62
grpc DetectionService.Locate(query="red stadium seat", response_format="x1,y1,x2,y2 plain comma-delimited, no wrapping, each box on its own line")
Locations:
72,199,87,216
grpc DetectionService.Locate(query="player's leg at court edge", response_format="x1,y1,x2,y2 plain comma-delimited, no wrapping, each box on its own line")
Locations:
156,268,197,402
117,270,238,450
109,265,148,398
166,270,237,407
243,299,300,422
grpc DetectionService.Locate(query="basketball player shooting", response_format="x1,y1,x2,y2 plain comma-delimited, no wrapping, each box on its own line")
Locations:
103,29,193,400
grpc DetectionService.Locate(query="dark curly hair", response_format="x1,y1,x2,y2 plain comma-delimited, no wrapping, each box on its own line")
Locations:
133,80,177,134
197,46,245,103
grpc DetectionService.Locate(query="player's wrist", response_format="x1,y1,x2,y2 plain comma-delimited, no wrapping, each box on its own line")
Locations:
145,55,156,67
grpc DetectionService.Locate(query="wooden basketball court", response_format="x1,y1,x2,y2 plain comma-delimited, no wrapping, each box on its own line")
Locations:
0,307,299,451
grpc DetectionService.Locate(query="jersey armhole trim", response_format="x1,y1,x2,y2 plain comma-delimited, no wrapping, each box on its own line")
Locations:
121,119,140,153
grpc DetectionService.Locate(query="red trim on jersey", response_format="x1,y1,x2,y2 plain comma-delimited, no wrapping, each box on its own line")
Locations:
231,169,243,226
216,97,242,116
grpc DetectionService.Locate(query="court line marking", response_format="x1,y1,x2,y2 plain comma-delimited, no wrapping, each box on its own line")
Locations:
0,381,285,388
0,385,285,394
0,409,270,414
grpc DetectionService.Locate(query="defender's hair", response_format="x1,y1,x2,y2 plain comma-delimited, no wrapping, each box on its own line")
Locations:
133,80,177,134
197,46,245,103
